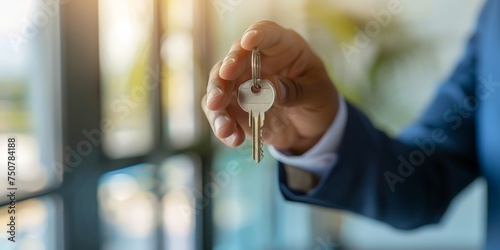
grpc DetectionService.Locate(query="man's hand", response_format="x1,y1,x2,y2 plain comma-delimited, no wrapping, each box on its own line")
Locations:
201,21,339,155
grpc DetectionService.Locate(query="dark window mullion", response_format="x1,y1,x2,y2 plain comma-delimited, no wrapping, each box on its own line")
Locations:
60,0,103,249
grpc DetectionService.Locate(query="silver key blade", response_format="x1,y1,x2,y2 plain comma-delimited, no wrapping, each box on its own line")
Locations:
238,79,275,163
251,111,264,162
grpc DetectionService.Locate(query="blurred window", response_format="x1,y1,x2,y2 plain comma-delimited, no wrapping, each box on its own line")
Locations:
0,0,65,247
161,0,202,149
0,1,64,248
0,196,63,250
0,0,62,205
99,0,156,159
98,164,159,250
97,0,203,248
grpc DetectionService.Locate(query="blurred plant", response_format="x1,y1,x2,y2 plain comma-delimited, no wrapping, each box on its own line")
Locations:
305,0,441,134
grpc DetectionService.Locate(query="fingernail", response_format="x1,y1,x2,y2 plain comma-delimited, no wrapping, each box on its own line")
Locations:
242,30,257,41
207,88,222,105
221,57,235,71
225,133,236,146
214,116,229,134
278,79,287,103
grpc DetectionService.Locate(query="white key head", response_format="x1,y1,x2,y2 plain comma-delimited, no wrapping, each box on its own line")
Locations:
237,79,275,113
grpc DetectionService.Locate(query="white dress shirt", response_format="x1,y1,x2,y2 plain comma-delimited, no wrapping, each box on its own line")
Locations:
267,95,348,175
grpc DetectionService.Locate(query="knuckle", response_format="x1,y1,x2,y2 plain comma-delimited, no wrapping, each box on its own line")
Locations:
225,50,240,60
229,39,242,50
207,78,219,89
209,61,223,75
287,29,307,45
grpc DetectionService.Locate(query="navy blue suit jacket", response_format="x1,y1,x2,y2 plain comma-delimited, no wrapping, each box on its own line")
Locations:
279,1,500,249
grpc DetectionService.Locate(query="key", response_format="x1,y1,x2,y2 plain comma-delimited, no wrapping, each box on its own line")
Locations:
237,79,275,163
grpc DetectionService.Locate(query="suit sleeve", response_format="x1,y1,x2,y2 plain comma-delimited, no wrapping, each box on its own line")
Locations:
278,32,481,230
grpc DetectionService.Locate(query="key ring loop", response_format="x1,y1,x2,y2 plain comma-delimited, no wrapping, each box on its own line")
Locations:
251,48,261,89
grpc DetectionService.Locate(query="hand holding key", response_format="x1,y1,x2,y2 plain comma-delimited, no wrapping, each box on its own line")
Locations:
202,21,340,156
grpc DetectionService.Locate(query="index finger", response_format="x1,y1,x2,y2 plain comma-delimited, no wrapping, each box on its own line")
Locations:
219,21,311,81
241,20,304,57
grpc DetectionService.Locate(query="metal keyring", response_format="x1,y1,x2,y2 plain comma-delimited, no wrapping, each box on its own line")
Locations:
251,48,261,89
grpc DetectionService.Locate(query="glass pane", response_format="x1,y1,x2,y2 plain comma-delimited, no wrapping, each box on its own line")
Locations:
161,0,201,149
98,0,156,159
0,0,63,203
159,155,200,250
0,195,63,250
98,163,159,250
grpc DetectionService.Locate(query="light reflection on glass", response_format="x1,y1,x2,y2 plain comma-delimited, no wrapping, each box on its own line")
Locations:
160,155,198,250
16,135,49,192
210,142,276,249
213,199,245,231
162,0,200,148
163,190,194,247
108,173,139,201
0,196,63,250
99,0,155,159
0,134,50,200
98,164,158,250
0,0,62,203
0,0,32,35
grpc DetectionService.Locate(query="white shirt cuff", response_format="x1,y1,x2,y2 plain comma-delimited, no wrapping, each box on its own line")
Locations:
267,95,348,175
